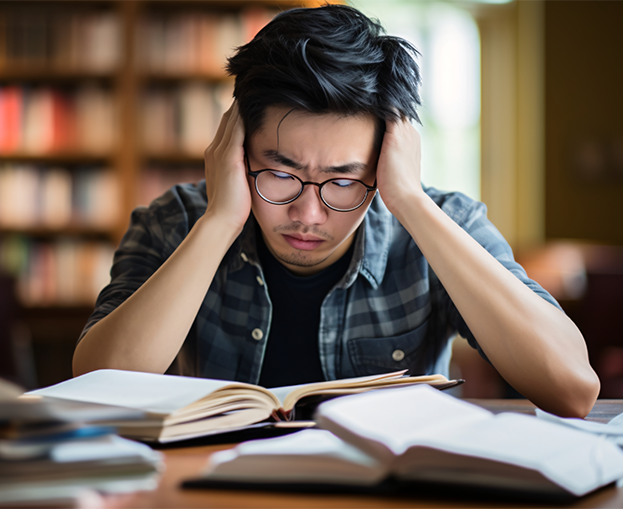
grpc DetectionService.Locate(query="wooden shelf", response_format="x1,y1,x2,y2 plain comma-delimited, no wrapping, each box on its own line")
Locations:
141,0,328,10
0,0,322,311
0,152,114,163
139,72,232,83
19,304,96,315
142,152,205,164
0,67,117,82
0,224,116,238
0,0,340,387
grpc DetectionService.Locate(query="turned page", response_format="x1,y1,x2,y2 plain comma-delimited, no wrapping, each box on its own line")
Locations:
28,369,267,415
316,384,491,463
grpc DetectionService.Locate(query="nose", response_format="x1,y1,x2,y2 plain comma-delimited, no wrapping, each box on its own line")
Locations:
288,183,328,226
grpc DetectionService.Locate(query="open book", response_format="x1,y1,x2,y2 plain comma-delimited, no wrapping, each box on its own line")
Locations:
27,369,461,443
191,385,623,499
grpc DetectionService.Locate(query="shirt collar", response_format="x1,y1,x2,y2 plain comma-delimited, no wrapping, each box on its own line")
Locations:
227,192,392,289
341,192,391,290
227,214,261,273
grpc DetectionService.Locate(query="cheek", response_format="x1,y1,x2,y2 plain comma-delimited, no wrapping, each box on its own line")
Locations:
336,200,373,236
250,192,283,229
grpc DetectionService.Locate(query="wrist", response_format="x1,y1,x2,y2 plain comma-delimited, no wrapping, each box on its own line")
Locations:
197,209,247,245
390,189,442,242
384,187,429,222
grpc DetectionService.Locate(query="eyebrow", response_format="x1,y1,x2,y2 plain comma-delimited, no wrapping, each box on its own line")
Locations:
262,149,367,175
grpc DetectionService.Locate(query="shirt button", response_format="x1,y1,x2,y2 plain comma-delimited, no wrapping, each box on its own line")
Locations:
256,276,264,286
392,349,405,362
240,252,248,262
251,328,264,341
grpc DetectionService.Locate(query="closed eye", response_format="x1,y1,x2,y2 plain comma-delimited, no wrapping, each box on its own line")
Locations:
331,179,357,188
268,170,295,180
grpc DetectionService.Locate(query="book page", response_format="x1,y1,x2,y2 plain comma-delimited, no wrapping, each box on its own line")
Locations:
27,369,266,416
266,371,451,411
204,429,386,485
317,385,623,497
408,412,623,497
317,384,491,457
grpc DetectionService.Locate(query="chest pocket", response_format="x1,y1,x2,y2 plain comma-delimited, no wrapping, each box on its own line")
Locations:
346,319,430,377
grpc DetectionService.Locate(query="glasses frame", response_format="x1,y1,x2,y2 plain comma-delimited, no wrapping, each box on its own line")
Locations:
245,156,377,212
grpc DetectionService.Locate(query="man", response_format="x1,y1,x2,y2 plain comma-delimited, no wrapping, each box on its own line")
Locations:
73,5,599,417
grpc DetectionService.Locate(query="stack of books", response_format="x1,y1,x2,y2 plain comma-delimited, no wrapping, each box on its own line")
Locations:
0,378,163,507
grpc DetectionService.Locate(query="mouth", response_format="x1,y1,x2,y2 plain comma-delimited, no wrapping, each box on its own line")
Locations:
282,234,325,251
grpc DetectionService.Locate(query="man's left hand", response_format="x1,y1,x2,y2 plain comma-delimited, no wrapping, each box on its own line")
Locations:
375,119,424,218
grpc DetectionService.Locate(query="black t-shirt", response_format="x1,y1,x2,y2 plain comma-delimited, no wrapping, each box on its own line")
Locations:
257,233,354,388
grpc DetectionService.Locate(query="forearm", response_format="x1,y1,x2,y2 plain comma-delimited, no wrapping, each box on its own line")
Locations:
73,212,240,376
395,192,599,417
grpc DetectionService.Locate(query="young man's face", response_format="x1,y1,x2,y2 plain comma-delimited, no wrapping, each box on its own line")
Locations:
246,106,379,276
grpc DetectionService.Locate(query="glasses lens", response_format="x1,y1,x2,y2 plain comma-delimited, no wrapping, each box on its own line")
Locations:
322,179,368,211
256,170,302,203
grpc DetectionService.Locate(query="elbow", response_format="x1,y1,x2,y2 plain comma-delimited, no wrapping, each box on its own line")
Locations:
554,368,601,418
72,349,91,378
72,337,104,378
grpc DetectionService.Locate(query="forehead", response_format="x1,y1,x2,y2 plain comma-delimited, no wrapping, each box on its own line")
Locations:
249,106,378,160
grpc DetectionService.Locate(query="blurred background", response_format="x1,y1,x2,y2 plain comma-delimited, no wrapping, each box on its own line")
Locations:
0,1,621,398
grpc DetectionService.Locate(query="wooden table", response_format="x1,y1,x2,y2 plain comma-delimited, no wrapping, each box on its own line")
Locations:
114,399,623,508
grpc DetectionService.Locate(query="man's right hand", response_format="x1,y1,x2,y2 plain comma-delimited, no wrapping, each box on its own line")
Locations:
203,101,251,233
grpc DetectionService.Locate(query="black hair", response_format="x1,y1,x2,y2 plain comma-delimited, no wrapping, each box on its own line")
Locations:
226,4,422,147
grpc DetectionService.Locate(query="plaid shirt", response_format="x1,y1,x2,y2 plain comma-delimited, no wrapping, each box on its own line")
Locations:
80,181,560,384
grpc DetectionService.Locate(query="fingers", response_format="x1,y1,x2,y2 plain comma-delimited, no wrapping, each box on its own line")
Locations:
383,117,420,146
203,100,245,188
209,101,241,154
222,101,245,153
211,104,232,148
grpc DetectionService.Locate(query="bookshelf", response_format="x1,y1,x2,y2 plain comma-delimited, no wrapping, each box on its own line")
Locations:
0,0,330,386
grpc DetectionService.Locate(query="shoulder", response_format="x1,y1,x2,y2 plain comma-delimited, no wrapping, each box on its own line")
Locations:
141,180,207,226
365,186,509,265
366,186,489,241
122,180,208,254
423,186,487,228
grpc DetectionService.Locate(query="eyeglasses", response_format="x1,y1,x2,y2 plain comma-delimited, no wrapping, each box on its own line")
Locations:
245,156,377,212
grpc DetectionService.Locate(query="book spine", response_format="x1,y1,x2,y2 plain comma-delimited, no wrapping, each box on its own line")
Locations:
0,84,116,155
0,163,120,229
136,7,278,76
140,82,233,157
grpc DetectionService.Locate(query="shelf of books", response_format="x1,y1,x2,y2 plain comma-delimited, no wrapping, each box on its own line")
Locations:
0,2,121,317
0,0,330,385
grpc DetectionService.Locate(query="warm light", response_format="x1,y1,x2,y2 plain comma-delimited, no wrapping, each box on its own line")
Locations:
428,4,480,129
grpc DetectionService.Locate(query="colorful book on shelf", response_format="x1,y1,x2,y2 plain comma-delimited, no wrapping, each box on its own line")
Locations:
0,87,23,152
187,385,623,500
27,369,462,444
0,85,115,154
